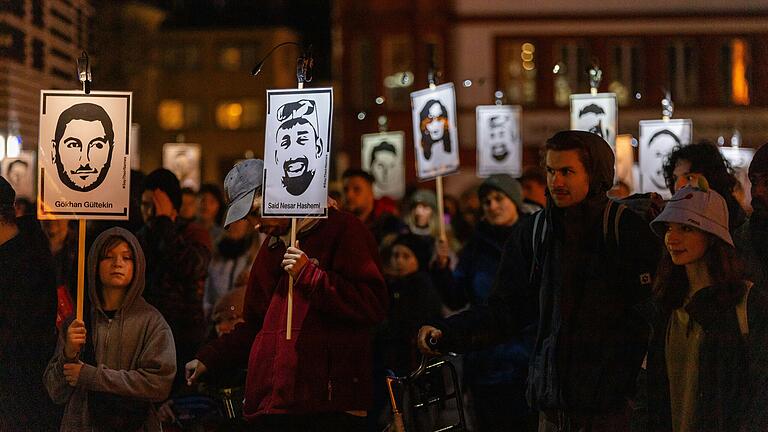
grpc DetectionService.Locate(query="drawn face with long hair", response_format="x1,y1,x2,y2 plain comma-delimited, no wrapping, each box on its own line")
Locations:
419,100,450,160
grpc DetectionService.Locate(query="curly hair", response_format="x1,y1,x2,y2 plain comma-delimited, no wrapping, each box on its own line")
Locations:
662,140,737,198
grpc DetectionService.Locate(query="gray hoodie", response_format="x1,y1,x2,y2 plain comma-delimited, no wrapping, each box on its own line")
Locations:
44,227,176,431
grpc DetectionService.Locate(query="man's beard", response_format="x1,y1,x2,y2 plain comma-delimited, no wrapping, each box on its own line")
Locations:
282,168,315,196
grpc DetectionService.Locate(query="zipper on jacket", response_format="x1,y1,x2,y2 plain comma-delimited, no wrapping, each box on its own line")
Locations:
327,379,333,401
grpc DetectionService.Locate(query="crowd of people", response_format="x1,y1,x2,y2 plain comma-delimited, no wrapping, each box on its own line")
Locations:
1,130,767,432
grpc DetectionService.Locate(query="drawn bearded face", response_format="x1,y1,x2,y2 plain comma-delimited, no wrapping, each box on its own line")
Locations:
274,119,322,196
54,118,114,192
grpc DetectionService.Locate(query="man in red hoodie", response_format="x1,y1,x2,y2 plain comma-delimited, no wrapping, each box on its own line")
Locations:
186,159,388,432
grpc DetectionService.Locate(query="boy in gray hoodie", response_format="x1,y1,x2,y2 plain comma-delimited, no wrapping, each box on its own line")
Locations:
45,227,176,431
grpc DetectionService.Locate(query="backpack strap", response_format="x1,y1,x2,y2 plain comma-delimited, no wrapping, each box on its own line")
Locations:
602,199,628,255
529,210,547,284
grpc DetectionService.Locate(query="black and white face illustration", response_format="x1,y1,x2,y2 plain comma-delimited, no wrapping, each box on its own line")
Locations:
578,103,609,141
487,115,514,162
370,141,397,186
51,103,115,192
419,99,451,160
274,100,324,196
648,130,682,190
172,151,192,181
6,159,28,190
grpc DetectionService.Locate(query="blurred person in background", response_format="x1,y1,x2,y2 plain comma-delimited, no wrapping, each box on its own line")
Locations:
663,141,746,232
198,183,227,243
433,174,536,431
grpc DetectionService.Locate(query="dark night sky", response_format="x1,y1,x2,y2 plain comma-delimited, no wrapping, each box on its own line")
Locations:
133,0,332,79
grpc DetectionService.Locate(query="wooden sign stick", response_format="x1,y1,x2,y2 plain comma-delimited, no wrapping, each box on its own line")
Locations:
287,217,296,340
76,219,86,321
435,175,446,241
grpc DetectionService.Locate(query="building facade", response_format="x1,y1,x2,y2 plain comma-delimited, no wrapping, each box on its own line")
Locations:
0,0,94,158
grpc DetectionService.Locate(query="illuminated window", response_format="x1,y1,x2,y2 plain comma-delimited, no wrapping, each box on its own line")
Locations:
498,40,537,105
721,38,751,106
158,100,184,130
216,99,262,130
220,46,242,71
157,100,201,130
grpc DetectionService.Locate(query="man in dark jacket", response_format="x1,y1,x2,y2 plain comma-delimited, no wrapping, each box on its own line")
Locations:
735,143,768,287
419,131,660,431
186,160,388,432
0,176,60,431
137,168,211,389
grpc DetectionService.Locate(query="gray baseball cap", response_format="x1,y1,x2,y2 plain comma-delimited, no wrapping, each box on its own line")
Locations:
223,159,264,228
650,185,733,247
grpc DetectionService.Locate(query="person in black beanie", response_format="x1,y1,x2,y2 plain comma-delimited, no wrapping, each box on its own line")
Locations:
136,168,212,392
735,143,768,287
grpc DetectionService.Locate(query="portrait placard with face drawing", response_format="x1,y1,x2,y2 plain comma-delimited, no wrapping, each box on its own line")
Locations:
410,83,460,180
570,93,617,149
262,88,333,218
2,151,36,201
163,143,201,190
476,105,522,178
639,119,692,197
361,131,405,200
37,91,132,220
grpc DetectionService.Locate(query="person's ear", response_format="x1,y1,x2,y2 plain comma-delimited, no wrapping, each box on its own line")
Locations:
315,138,323,159
51,141,57,164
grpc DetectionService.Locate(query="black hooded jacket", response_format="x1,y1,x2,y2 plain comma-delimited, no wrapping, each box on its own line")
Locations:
433,131,661,416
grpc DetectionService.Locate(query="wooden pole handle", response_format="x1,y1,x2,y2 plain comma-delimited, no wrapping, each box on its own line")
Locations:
435,176,446,241
76,219,86,321
286,218,297,340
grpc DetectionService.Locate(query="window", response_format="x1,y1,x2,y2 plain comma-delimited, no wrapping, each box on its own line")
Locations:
498,40,537,105
609,42,643,106
158,100,201,130
0,23,26,64
349,37,374,110
163,46,200,70
381,34,414,108
720,38,751,106
32,39,44,71
552,41,590,106
667,40,698,104
216,99,262,130
32,0,44,28
220,46,241,71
